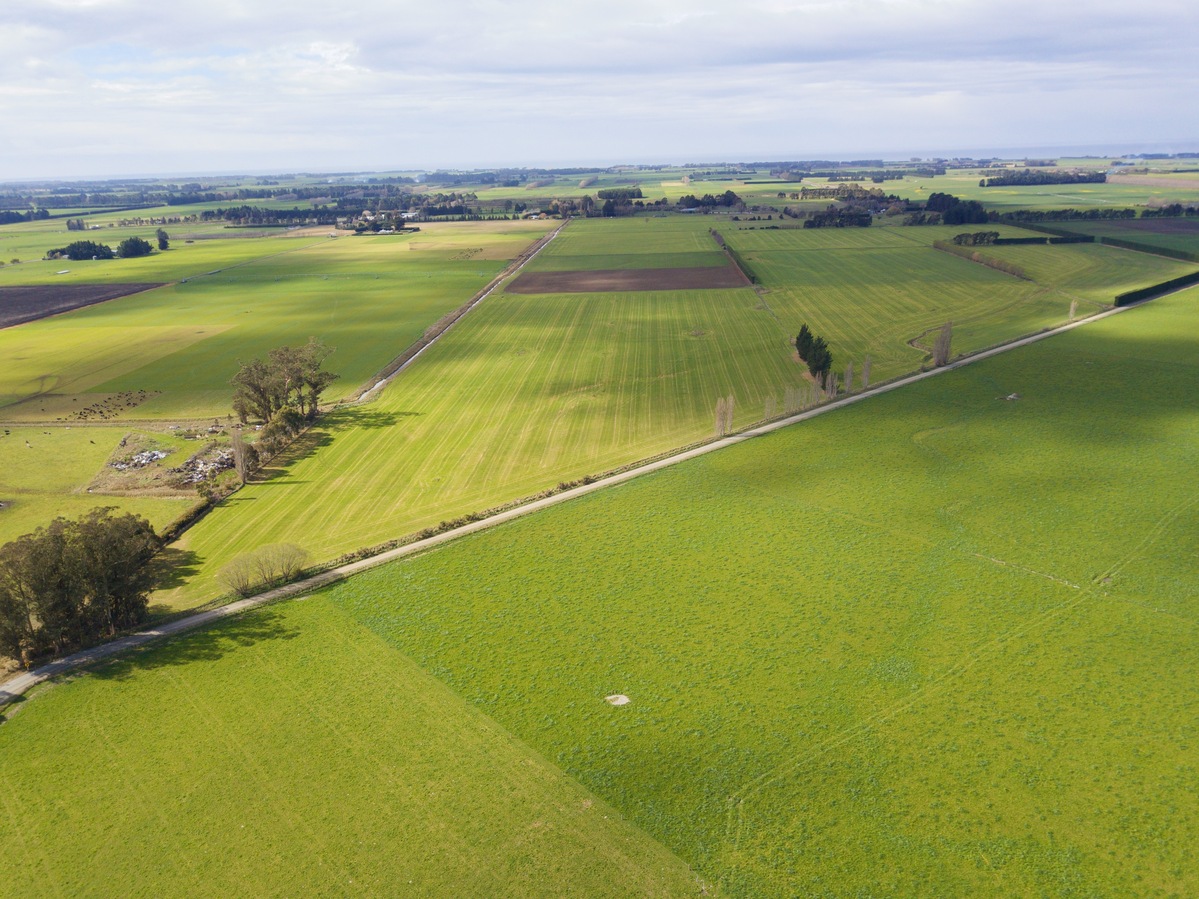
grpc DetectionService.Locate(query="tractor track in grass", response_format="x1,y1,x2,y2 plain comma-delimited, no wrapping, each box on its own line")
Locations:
0,284,1190,708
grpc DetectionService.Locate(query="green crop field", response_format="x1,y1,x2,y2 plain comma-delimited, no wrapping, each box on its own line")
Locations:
0,598,701,897
4,281,1195,896
154,218,1195,611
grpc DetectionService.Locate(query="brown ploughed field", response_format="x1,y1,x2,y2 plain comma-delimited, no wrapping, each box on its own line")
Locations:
0,283,164,329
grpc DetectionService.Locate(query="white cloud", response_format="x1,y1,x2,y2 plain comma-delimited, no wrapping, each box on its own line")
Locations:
1,0,1196,177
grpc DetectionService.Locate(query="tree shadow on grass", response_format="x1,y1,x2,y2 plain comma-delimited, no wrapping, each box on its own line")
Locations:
251,429,334,484
147,547,201,593
88,608,300,683
335,408,412,429
247,408,411,484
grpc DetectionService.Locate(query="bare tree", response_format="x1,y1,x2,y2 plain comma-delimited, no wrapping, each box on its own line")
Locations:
725,394,735,432
258,543,309,583
764,395,777,420
222,543,310,597
219,556,259,597
1069,299,1077,322
844,361,855,394
933,321,953,367
862,355,872,389
784,386,801,414
715,397,727,436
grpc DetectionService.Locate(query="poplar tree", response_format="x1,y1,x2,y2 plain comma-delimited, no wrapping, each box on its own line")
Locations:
933,321,953,367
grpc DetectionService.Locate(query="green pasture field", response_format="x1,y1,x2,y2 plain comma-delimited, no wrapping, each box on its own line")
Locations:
0,598,701,897
153,218,1195,611
0,219,549,547
0,425,198,544
0,219,323,285
722,169,1199,213
878,224,1199,301
891,171,1136,210
0,220,553,421
719,223,1198,378
468,168,696,204
309,283,1199,896
526,215,729,271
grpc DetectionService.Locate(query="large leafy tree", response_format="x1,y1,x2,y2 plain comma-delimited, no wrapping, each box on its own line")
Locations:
48,240,114,261
231,356,285,423
231,338,339,424
116,236,154,258
0,509,158,666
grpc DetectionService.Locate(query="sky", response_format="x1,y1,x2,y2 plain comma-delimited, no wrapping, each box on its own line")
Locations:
3,0,1197,180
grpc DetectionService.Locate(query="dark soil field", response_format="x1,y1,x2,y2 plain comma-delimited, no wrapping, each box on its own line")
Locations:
507,263,750,293
0,283,164,329
1120,217,1199,235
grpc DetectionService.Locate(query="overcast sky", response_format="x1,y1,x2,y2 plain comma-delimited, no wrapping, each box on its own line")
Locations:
3,0,1196,180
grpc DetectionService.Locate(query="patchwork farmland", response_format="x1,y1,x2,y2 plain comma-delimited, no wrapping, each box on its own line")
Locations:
3,273,1196,897
157,216,1197,609
0,220,552,544
2,161,1199,897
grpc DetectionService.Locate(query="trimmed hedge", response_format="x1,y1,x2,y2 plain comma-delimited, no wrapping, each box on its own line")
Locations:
1114,269,1199,306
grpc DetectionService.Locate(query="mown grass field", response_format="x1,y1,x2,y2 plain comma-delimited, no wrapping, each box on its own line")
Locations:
0,598,701,897
719,222,1198,379
310,284,1199,896
3,281,1195,896
156,218,1196,610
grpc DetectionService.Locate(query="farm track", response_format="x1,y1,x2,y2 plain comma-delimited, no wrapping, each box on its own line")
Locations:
354,221,568,402
2,289,1178,708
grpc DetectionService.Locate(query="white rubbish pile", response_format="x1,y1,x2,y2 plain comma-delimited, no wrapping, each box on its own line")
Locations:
170,449,234,483
110,449,170,471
